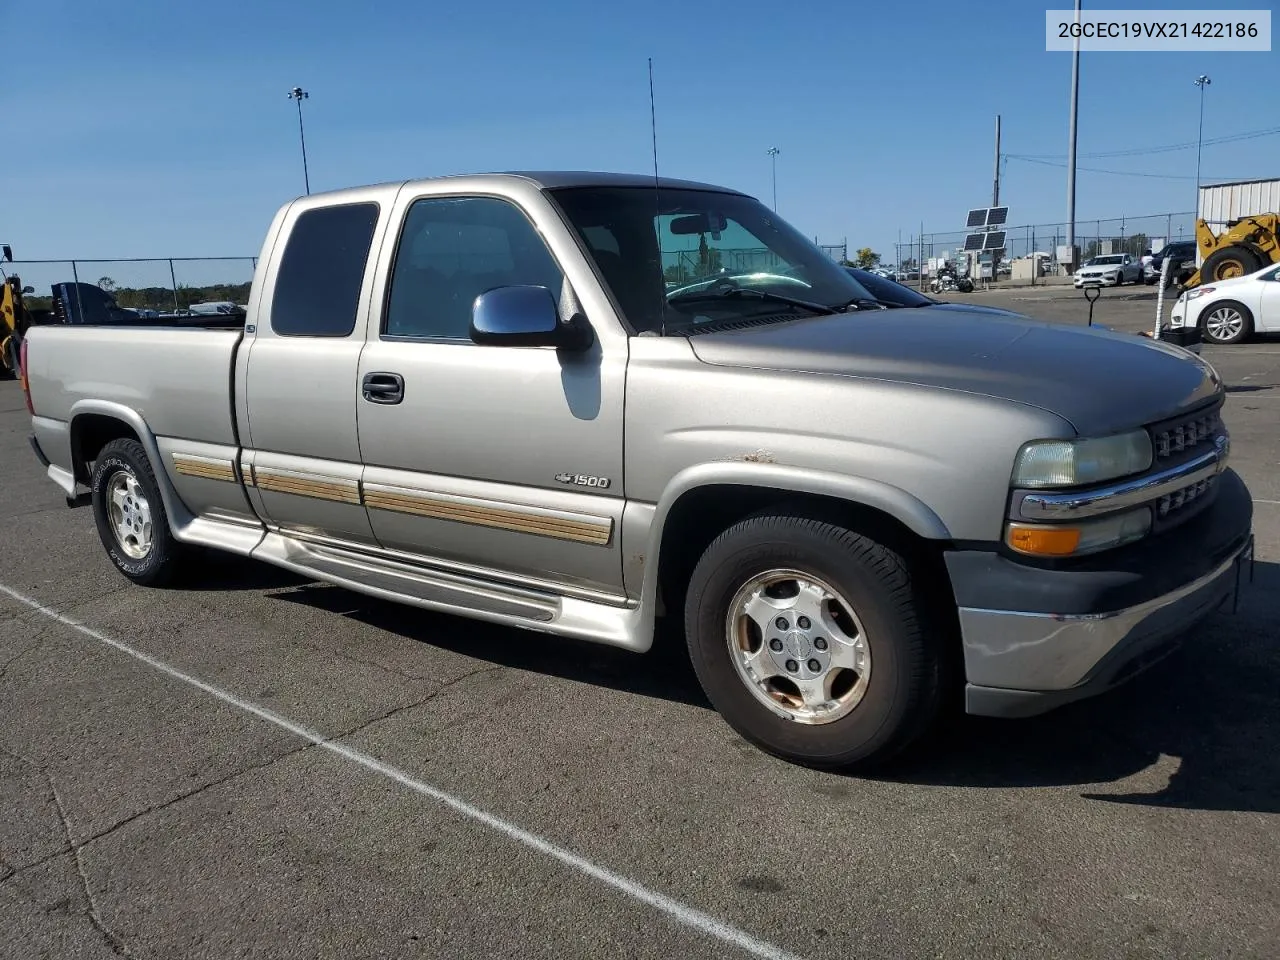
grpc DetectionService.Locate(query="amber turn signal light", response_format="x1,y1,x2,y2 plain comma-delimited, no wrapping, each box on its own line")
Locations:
1006,523,1082,557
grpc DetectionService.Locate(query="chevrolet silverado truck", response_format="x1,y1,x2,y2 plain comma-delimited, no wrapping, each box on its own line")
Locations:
22,173,1254,769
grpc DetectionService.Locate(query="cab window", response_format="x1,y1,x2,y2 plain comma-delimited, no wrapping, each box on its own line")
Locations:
384,197,564,340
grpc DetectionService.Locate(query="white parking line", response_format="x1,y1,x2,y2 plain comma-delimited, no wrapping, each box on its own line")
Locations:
0,581,804,960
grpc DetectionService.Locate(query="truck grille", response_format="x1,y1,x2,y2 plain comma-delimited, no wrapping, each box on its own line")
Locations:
1155,475,1216,520
1149,406,1224,462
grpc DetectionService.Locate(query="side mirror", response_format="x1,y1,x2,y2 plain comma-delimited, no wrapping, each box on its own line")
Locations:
470,285,592,351
1,245,11,262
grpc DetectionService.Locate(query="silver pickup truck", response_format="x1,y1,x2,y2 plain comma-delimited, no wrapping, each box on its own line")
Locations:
22,172,1254,769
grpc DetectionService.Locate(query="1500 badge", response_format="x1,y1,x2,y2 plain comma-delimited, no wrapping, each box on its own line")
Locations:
555,473,611,489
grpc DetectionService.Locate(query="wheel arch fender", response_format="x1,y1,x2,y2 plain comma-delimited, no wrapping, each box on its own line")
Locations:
637,461,951,617
68,400,195,531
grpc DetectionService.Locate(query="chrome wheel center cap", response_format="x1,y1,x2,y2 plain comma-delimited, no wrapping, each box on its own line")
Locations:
784,630,811,660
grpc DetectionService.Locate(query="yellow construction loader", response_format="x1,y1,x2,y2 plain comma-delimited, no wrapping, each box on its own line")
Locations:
1183,213,1280,287
1,273,31,380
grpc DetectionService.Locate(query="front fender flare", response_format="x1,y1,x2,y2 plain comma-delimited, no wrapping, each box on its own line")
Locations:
634,461,951,620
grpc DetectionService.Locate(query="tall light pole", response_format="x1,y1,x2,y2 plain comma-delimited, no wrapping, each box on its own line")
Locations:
1065,0,1081,269
766,147,780,210
1194,75,1211,196
288,87,311,195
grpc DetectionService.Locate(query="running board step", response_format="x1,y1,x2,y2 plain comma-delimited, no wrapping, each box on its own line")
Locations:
260,533,559,622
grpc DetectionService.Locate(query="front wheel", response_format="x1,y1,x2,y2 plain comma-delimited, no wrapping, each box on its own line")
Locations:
684,514,942,770
91,438,187,586
1200,300,1253,345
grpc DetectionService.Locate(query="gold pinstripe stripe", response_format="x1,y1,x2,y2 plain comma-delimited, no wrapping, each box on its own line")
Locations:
252,468,362,505
188,455,613,544
362,486,613,546
171,454,236,483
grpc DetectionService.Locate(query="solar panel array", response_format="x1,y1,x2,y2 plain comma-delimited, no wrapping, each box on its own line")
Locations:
964,207,1009,229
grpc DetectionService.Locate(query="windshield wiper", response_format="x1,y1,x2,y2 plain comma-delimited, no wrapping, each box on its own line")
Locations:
667,287,839,315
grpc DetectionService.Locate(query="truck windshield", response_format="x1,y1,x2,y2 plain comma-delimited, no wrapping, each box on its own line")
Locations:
549,186,875,334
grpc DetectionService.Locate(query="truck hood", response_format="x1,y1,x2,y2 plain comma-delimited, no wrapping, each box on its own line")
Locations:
687,308,1221,436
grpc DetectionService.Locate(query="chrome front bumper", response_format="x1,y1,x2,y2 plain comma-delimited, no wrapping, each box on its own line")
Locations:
961,535,1254,718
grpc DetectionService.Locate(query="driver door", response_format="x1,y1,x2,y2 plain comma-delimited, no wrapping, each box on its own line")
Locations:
354,190,628,596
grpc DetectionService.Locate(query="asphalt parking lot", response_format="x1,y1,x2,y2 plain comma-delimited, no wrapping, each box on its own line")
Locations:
2,292,1277,960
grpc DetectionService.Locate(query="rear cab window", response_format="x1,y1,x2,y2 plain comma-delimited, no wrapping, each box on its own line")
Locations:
271,202,380,337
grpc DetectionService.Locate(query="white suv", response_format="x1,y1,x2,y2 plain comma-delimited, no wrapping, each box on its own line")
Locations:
1074,253,1142,287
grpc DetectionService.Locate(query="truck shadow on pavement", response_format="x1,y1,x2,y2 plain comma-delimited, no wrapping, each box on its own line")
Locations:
270,581,711,709
262,561,1279,815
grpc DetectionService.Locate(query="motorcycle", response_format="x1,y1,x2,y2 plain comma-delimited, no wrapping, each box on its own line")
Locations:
929,270,974,295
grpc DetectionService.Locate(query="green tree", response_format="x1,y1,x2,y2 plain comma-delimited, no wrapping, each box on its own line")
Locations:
853,248,881,269
97,276,117,293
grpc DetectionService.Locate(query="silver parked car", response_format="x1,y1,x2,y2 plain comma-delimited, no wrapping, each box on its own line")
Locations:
22,172,1253,769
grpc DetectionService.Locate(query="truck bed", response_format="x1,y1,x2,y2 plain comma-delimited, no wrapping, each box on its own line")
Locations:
25,324,244,447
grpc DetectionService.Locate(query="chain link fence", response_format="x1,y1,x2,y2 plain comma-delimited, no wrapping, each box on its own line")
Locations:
660,240,847,284
10,244,850,310
3,258,258,313
892,212,1196,280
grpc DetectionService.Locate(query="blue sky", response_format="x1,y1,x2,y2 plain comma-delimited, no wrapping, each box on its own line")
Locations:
5,0,1276,272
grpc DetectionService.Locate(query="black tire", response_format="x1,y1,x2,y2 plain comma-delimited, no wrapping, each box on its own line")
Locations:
1199,299,1254,346
684,514,942,770
0,338,16,380
1201,246,1264,283
91,438,186,586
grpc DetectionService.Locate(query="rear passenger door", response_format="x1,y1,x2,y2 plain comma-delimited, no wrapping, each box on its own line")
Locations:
354,190,627,597
239,199,386,545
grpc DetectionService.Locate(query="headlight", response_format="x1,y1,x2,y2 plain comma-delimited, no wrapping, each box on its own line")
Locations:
1011,430,1153,488
1006,508,1152,558
1185,286,1216,300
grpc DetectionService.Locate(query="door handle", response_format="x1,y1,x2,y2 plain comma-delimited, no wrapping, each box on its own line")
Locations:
362,372,404,404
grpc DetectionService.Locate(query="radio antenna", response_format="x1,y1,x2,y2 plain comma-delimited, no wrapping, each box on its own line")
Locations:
648,57,665,336
648,58,660,186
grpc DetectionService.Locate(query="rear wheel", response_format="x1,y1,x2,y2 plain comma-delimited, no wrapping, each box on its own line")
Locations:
1201,246,1264,283
1200,300,1253,345
684,514,942,770
91,438,187,586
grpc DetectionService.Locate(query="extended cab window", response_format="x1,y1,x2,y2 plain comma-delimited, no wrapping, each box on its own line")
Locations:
271,202,380,337
384,196,563,340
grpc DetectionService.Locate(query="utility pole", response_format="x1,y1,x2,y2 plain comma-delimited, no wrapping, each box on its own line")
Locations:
919,220,925,293
992,114,1002,285
288,87,311,195
1194,75,1211,208
992,114,1001,207
1065,0,1082,271
766,147,780,210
